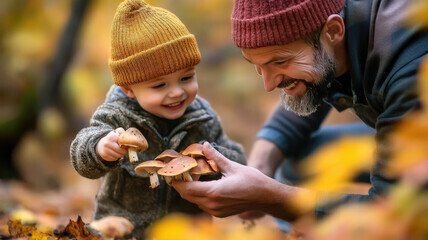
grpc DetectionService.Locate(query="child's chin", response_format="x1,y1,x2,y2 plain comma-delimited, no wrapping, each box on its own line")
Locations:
162,111,185,120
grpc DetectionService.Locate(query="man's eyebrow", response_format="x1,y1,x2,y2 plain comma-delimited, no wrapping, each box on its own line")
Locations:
263,56,288,65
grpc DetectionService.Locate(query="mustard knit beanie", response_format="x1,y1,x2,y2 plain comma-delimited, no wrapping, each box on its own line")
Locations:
109,0,201,86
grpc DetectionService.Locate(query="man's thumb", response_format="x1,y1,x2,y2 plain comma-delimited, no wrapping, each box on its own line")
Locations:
202,142,231,172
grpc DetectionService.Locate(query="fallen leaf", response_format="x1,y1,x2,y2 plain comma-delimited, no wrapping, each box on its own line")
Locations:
54,216,100,240
7,220,52,239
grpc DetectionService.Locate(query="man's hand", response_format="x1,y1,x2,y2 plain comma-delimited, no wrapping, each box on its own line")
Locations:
172,142,293,219
96,128,127,161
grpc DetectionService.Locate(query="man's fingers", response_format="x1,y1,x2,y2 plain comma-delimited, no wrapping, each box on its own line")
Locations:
172,179,215,198
202,142,232,173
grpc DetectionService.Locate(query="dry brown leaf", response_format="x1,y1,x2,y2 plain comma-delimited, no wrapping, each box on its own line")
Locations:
54,216,100,240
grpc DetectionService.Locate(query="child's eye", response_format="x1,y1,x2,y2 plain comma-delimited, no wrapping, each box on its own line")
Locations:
152,83,166,89
181,75,194,82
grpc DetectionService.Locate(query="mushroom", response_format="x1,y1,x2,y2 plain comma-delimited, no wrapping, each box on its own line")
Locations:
206,159,219,172
135,160,165,188
181,143,219,173
118,127,148,163
181,143,204,158
157,156,197,183
190,158,216,181
155,149,181,163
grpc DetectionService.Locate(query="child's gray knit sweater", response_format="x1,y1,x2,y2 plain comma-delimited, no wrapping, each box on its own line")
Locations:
70,86,245,238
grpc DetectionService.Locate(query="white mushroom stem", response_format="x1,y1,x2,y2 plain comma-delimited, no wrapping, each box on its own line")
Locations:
149,173,160,188
128,147,139,163
182,172,193,182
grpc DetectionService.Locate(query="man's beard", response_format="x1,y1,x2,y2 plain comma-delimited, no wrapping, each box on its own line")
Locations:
280,46,336,116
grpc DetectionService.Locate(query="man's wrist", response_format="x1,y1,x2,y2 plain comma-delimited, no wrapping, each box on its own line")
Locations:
265,182,317,221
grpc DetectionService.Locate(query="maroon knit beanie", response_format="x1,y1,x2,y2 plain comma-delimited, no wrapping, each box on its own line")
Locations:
232,0,345,48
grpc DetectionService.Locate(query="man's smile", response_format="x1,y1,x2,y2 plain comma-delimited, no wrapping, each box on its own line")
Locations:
278,79,308,96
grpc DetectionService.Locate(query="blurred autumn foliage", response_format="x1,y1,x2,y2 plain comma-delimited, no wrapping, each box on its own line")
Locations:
0,0,427,239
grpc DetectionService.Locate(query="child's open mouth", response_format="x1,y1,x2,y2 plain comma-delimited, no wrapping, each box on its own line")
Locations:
164,100,185,110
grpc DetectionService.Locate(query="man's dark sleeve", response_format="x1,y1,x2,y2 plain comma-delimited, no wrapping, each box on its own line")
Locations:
257,103,331,157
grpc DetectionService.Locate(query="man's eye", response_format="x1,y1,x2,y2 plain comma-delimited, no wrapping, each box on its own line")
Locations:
152,83,165,89
274,60,287,65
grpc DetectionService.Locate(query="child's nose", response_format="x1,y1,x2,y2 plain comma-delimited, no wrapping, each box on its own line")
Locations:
168,86,185,98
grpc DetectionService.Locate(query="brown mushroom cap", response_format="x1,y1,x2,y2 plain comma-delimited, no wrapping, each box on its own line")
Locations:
135,160,165,174
118,127,148,151
206,159,219,172
157,156,197,177
155,149,181,162
190,158,215,175
181,143,204,158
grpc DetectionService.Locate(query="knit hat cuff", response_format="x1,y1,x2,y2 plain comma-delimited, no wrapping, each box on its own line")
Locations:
110,34,201,86
232,0,345,48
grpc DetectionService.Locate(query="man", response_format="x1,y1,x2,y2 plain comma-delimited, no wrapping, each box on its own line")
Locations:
173,0,428,220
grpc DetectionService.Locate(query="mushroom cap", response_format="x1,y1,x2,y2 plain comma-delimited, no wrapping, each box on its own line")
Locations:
135,160,165,174
155,149,181,162
190,158,215,175
157,156,197,177
118,127,148,151
207,159,219,172
181,143,204,157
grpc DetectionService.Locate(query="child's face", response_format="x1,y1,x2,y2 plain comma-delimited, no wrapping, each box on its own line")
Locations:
121,67,198,120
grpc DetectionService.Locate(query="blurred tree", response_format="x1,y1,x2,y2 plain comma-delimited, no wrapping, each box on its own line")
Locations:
0,0,92,180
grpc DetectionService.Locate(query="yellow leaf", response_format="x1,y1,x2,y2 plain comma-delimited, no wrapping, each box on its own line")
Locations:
301,136,375,176
387,112,428,177
10,209,37,225
418,57,428,106
405,0,428,27
288,136,376,211
146,214,198,240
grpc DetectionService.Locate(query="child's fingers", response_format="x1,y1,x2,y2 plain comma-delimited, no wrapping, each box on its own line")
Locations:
114,127,125,135
100,148,122,161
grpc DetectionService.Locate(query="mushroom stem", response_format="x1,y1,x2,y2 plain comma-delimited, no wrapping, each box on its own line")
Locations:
149,173,160,188
128,148,138,163
164,176,172,186
190,174,201,181
182,172,193,182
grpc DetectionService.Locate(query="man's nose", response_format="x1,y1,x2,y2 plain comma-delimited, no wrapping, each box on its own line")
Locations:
261,71,279,92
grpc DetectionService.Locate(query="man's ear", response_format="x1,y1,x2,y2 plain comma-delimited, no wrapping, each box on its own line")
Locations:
119,86,135,98
321,14,345,45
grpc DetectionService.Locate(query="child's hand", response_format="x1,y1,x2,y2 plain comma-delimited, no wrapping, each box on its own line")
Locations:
96,128,127,161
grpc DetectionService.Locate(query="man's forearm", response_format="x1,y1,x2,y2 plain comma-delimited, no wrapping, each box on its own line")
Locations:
261,178,317,221
247,139,285,177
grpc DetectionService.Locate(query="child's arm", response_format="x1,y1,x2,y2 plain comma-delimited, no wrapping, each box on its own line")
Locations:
70,104,131,179
210,129,246,165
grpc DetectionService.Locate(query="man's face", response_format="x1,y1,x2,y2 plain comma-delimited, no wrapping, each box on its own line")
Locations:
241,40,336,116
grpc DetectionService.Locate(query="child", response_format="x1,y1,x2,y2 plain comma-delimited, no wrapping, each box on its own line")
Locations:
70,0,245,238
